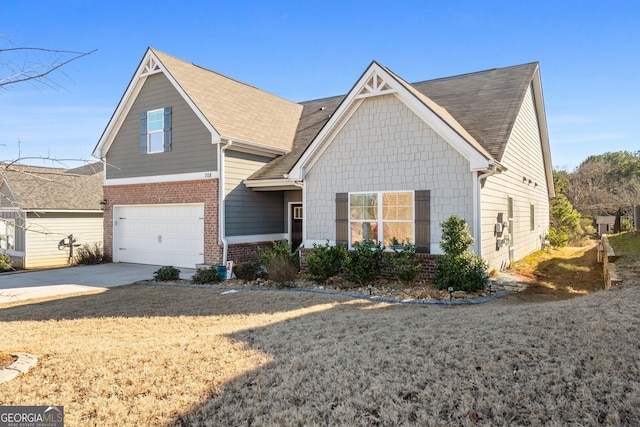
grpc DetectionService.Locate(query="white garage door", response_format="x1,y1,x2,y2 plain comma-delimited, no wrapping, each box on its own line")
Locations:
114,204,204,268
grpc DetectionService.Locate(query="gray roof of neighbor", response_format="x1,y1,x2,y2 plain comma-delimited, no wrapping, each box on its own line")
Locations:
249,62,538,180
0,163,103,211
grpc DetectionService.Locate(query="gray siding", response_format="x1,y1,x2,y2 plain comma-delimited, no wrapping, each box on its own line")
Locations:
106,73,217,179
0,182,17,208
481,84,550,270
225,150,284,236
305,94,473,253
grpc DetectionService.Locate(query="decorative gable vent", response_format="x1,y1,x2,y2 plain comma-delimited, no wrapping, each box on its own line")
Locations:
141,56,162,76
356,72,395,99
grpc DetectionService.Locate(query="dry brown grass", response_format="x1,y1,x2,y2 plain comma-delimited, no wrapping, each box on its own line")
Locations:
1,277,640,426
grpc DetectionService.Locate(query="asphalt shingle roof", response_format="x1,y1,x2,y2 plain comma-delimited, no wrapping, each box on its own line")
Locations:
153,49,303,151
0,163,103,211
249,62,538,180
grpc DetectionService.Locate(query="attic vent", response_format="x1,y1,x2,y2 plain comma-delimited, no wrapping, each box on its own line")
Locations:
356,72,395,99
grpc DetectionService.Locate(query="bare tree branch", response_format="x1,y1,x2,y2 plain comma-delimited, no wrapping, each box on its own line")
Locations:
0,47,97,88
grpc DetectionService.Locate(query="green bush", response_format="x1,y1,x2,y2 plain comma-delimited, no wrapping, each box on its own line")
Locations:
153,265,181,281
233,261,265,281
74,242,112,265
548,226,570,247
258,240,299,269
434,216,488,292
385,241,422,284
191,266,221,284
344,240,384,284
0,252,13,271
305,241,348,283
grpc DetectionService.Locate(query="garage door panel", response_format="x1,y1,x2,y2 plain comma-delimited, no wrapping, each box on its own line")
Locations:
114,204,204,268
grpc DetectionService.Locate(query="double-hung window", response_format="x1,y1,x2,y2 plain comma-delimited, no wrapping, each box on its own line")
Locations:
147,109,165,153
0,219,15,251
140,107,172,154
349,191,414,247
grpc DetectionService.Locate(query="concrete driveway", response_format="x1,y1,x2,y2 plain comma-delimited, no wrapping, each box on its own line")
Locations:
0,263,196,304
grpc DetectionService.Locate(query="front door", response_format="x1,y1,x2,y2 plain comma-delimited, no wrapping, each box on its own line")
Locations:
291,204,303,251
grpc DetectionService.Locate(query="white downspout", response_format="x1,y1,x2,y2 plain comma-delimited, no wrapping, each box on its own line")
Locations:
219,140,233,265
475,164,498,256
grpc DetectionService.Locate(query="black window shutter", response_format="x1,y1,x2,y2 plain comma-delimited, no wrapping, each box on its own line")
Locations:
140,111,147,154
415,190,430,253
335,193,348,245
163,107,172,152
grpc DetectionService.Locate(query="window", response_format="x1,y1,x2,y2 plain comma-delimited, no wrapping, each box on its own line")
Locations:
147,109,164,153
140,107,172,154
530,204,535,231
0,219,15,251
349,191,413,247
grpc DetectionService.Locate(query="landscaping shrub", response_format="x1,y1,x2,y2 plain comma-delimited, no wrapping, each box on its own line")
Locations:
74,242,112,265
344,240,384,284
0,252,12,271
265,256,299,287
434,216,488,292
258,240,299,268
233,261,265,281
258,240,300,286
191,266,222,284
153,265,181,281
548,225,570,248
385,241,422,284
305,241,348,283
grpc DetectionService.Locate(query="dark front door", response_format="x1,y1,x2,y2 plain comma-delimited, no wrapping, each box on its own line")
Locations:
291,204,303,250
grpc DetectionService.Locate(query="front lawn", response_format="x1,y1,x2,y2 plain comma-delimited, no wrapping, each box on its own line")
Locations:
1,281,639,425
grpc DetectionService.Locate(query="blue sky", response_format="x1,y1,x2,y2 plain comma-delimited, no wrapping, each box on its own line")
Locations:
1,0,638,171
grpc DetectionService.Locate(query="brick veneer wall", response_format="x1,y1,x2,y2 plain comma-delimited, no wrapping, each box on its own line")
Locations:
103,179,223,265
299,248,439,282
227,241,275,264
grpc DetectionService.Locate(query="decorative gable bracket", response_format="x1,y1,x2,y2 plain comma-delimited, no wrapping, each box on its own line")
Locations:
355,72,396,99
140,56,163,77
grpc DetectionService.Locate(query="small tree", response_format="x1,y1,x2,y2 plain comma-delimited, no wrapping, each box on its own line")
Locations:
434,216,488,292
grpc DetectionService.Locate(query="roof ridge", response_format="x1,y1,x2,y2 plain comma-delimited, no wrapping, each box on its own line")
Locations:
410,62,538,86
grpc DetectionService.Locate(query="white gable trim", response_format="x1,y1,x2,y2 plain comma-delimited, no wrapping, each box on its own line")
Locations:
531,66,554,197
92,49,221,159
289,62,491,179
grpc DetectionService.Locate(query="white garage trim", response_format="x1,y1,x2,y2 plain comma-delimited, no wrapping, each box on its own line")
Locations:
113,203,204,268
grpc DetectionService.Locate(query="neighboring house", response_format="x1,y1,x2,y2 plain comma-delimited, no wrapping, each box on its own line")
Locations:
93,48,553,273
596,216,616,235
0,163,104,269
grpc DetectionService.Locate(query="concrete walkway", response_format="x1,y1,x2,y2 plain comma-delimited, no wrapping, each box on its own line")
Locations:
0,263,196,304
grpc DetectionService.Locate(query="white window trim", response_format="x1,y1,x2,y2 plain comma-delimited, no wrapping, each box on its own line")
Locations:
0,218,16,251
348,190,415,248
147,108,164,154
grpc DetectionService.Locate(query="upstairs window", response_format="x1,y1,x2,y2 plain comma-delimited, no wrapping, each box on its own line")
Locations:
140,107,172,154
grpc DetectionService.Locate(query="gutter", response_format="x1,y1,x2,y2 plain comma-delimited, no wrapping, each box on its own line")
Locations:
219,139,234,265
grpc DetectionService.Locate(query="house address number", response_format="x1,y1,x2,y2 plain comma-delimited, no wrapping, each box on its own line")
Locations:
204,172,212,178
